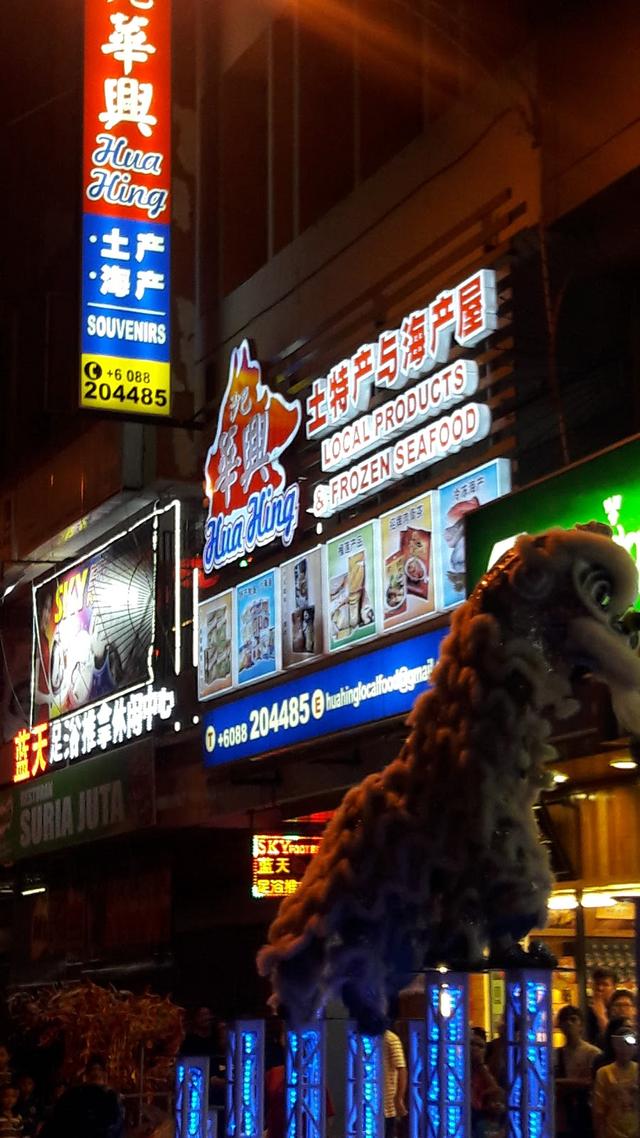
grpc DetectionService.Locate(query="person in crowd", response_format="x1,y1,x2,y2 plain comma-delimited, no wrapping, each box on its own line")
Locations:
470,1027,504,1138
0,1050,13,1092
593,1017,638,1138
383,1029,407,1138
10,1006,62,1099
208,1019,227,1115
554,1005,601,1138
180,1007,215,1057
46,1055,123,1138
608,990,637,1026
37,1080,67,1138
485,1020,507,1091
264,1017,285,1073
14,1077,39,1138
0,1086,22,1138
587,969,618,1047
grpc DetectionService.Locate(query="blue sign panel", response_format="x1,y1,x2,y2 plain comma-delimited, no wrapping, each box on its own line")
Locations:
81,214,170,363
203,626,447,766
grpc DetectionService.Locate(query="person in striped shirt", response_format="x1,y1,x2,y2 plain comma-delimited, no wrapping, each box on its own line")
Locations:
383,1030,407,1138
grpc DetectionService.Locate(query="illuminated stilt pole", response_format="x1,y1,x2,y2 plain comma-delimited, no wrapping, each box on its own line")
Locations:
175,1056,210,1138
408,1019,427,1138
346,1028,384,1138
504,970,553,1138
425,971,470,1138
285,1022,326,1138
226,1021,265,1138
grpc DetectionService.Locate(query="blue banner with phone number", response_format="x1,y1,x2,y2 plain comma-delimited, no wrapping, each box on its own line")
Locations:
203,626,447,766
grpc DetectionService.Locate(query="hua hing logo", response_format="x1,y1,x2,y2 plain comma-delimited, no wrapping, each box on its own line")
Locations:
203,341,302,572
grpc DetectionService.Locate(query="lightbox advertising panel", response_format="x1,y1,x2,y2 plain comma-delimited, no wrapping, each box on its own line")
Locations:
203,625,447,766
435,457,511,609
31,519,155,723
80,0,171,416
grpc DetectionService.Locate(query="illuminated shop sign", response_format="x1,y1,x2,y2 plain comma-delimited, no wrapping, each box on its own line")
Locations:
203,341,302,572
203,626,447,766
308,269,498,516
197,459,510,701
0,746,156,862
465,436,640,592
32,517,156,722
14,686,176,783
80,0,172,417
251,834,322,899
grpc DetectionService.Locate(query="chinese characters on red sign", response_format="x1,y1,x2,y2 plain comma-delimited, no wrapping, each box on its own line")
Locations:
251,834,322,899
203,341,302,572
305,269,497,440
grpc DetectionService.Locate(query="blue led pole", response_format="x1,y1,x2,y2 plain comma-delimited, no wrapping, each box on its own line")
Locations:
226,1021,265,1138
505,970,553,1138
346,1028,384,1138
408,1019,427,1138
285,1022,326,1138
175,1056,210,1138
425,971,470,1138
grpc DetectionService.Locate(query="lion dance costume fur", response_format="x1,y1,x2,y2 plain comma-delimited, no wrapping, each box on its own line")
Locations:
257,525,640,1032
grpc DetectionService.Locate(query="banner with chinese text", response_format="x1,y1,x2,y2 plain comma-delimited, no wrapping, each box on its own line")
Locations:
80,0,171,416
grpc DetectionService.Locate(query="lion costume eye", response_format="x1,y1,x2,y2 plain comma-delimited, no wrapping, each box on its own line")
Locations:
583,569,613,611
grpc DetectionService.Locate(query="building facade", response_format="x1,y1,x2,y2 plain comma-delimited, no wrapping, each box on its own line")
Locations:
2,0,640,1025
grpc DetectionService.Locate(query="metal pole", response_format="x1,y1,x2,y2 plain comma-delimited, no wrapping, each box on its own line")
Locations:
226,1021,265,1138
346,1027,384,1138
285,1021,326,1138
408,1019,426,1138
175,1056,210,1138
504,969,553,1138
424,971,470,1138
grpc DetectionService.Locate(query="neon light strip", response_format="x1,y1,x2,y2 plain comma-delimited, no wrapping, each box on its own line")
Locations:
174,498,181,675
192,567,199,669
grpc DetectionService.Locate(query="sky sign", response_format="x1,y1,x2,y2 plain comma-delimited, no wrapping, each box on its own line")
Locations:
80,0,171,417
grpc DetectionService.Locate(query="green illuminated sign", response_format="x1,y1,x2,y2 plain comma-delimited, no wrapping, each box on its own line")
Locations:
465,437,640,592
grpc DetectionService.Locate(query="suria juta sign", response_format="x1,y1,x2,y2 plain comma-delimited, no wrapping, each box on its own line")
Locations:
80,0,172,417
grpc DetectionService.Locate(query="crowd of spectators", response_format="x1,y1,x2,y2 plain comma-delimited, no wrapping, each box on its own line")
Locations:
0,1041,122,1138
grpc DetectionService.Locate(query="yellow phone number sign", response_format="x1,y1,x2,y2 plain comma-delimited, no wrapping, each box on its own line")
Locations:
80,354,171,417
